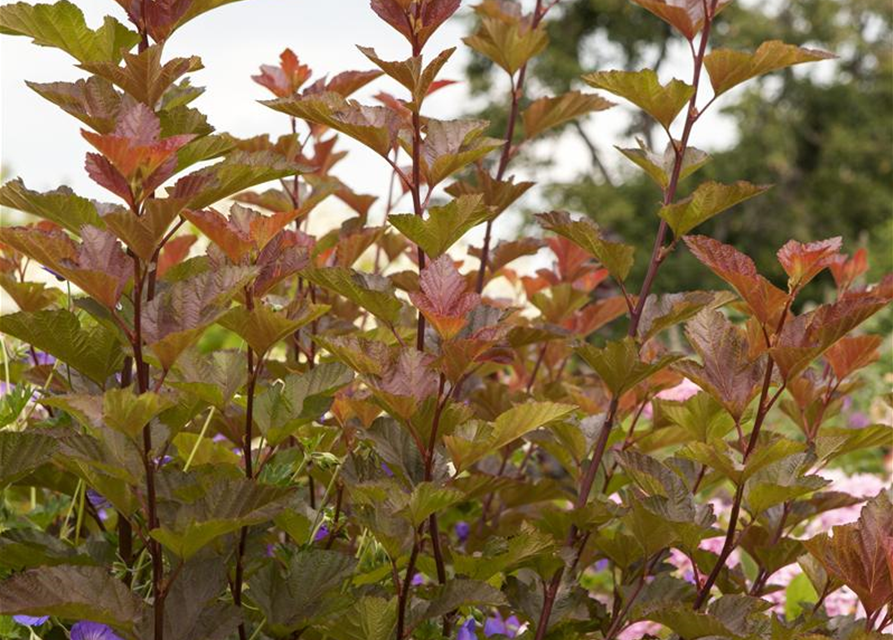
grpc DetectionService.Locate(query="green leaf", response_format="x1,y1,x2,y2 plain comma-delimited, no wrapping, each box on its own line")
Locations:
388,195,490,258
323,597,396,640
417,579,507,622
102,387,174,439
0,565,144,630
678,437,805,485
172,151,305,210
0,178,106,233
151,479,291,559
655,392,736,442
302,267,403,325
578,337,683,396
453,525,554,580
159,556,242,640
262,93,400,157
0,310,123,385
658,181,770,237
0,529,96,570
784,572,818,620
27,76,121,133
463,11,548,75
815,425,893,462
401,482,464,527
522,91,614,139
617,138,710,189
637,290,736,342
705,40,835,97
0,431,58,488
175,133,236,173
582,69,693,128
537,210,635,281
218,303,325,356
358,46,454,106
444,401,574,471
254,363,354,445
0,0,139,63
647,595,770,639
103,197,185,260
744,453,830,515
248,549,357,634
81,44,203,107
420,119,503,187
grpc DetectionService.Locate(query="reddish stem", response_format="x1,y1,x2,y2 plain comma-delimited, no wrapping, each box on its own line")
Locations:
475,0,545,294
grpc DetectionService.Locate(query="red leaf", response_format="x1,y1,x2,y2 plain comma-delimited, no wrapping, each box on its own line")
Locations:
684,235,788,328
380,347,439,402
776,236,842,289
675,309,766,420
828,248,869,292
824,334,883,381
771,293,890,379
252,49,312,98
409,254,480,340
85,152,134,207
157,234,196,278
371,0,460,50
82,104,194,201
804,492,893,617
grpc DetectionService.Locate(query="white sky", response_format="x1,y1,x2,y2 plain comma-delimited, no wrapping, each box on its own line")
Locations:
0,0,742,254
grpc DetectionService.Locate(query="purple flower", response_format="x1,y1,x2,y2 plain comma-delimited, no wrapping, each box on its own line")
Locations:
594,558,609,572
86,489,111,521
457,618,477,640
32,351,55,366
411,572,426,586
71,621,124,640
381,461,394,477
266,543,276,557
484,612,520,637
314,524,329,542
848,411,871,429
212,433,228,443
455,520,470,543
13,615,49,626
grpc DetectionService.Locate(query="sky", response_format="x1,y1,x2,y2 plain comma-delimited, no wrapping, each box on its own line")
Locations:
0,0,741,248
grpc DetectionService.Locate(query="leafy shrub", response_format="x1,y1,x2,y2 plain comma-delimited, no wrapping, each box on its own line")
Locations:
0,1,890,639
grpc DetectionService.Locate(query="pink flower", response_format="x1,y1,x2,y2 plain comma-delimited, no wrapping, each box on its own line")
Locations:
642,379,701,418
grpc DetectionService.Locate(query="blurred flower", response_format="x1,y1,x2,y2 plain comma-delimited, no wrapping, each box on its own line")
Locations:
381,461,394,477
455,520,470,543
13,615,49,626
86,489,110,522
594,558,609,572
411,572,426,586
484,611,520,637
847,411,871,429
643,378,701,419
458,618,477,640
618,620,662,640
71,621,124,640
314,524,329,542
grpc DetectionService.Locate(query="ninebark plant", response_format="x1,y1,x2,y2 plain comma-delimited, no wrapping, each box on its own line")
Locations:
0,1,890,639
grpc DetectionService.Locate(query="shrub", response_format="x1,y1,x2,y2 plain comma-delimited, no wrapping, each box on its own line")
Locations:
0,0,890,639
